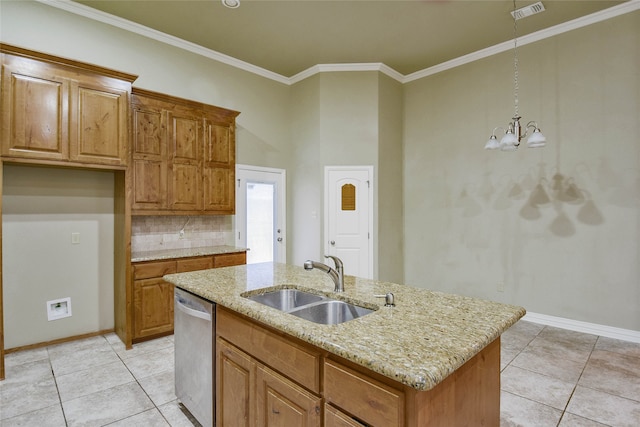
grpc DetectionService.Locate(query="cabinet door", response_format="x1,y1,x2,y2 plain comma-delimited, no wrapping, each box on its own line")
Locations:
324,404,367,427
133,277,174,339
168,109,202,211
69,79,130,166
1,55,69,161
203,121,235,213
256,364,321,427
217,338,254,427
131,105,167,210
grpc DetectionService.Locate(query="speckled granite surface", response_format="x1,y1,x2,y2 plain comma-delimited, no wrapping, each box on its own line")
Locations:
164,262,525,391
131,245,247,263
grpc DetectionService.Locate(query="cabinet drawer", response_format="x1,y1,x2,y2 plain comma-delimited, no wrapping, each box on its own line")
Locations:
217,308,321,393
324,359,404,427
133,260,177,280
177,256,214,273
214,252,246,268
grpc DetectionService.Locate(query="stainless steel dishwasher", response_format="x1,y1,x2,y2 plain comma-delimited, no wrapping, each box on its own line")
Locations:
174,288,215,427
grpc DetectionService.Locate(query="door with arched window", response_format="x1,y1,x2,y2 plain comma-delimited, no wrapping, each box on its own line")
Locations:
324,166,373,279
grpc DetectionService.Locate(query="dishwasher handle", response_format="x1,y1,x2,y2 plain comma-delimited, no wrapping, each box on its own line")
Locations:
175,295,212,322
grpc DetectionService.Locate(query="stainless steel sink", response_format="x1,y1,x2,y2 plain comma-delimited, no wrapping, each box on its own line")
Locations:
288,300,374,325
244,288,375,324
245,289,325,311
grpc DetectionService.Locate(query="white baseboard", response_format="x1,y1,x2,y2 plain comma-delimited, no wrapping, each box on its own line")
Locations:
523,312,640,343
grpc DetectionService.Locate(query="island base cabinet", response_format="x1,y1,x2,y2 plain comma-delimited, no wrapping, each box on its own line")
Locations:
324,405,367,427
216,337,321,427
256,365,321,427
217,337,254,427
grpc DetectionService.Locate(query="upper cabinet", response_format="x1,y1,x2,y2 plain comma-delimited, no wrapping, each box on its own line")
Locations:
131,88,239,215
0,44,136,169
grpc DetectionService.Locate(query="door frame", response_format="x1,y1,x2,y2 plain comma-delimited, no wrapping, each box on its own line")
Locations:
324,165,374,279
236,164,287,264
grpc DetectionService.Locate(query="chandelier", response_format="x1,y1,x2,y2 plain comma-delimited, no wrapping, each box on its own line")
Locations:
485,0,547,151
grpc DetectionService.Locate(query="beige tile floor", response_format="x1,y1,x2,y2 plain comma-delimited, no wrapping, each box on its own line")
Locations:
1,320,639,426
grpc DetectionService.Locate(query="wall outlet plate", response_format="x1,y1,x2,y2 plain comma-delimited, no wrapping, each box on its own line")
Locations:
47,297,72,321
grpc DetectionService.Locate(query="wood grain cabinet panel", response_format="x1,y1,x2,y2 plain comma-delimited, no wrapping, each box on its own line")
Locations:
214,252,247,268
132,105,166,210
256,364,321,427
1,47,134,168
133,277,174,339
217,338,254,427
324,404,367,427
131,88,239,215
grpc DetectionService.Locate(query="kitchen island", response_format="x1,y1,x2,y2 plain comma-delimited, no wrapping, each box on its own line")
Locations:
164,262,525,426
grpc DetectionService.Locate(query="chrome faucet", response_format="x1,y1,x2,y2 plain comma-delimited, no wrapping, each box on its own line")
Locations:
304,255,344,292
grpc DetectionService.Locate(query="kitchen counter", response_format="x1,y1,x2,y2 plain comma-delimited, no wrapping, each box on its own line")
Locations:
163,262,525,391
131,245,247,263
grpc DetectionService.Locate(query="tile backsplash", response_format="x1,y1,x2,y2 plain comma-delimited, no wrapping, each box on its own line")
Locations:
131,215,234,252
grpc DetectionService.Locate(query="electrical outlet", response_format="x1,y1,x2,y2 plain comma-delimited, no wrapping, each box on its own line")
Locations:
179,229,185,239
71,232,80,244
497,282,505,292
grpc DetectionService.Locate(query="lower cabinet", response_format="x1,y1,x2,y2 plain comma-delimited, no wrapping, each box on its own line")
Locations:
216,337,321,427
132,252,245,342
216,307,501,427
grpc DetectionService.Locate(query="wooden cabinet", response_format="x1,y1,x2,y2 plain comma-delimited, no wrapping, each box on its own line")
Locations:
216,310,322,427
131,88,239,215
132,252,245,342
1,45,134,168
324,359,404,427
216,307,501,427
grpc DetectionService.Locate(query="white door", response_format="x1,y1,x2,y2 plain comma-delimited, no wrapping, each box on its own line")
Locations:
236,165,286,264
325,166,373,279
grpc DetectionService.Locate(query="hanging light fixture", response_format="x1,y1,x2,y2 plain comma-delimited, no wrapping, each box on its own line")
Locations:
485,0,547,151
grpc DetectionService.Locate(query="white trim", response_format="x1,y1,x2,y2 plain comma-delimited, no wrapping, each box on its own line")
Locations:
524,312,640,344
39,0,640,85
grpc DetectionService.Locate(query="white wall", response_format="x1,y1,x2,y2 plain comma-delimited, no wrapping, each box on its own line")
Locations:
2,165,115,348
0,0,292,346
403,11,640,331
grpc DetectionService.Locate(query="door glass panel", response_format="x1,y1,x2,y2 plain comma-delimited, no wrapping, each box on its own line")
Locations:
246,182,275,264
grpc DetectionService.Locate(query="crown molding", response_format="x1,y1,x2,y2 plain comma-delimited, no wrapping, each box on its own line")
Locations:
39,0,639,86
36,0,291,85
404,0,640,83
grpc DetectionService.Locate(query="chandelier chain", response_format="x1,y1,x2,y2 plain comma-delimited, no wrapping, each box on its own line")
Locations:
513,0,519,118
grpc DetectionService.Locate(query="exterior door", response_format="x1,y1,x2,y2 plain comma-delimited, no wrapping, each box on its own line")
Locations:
325,166,373,279
236,165,286,264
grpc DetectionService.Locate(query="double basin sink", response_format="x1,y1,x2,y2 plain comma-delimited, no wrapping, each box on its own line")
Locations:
243,288,375,325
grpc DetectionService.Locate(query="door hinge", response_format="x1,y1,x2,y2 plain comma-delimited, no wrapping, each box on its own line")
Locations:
238,231,241,240
237,179,241,188
367,180,370,188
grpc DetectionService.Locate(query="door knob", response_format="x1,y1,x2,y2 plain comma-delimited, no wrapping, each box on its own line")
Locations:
330,240,335,246
277,237,283,242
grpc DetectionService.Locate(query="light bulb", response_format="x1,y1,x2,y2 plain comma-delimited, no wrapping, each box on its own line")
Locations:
527,129,547,148
484,135,500,150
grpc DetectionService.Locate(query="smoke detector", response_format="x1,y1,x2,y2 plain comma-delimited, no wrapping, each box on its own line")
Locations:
511,2,546,20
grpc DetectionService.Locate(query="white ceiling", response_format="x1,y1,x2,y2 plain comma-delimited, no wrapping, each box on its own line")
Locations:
72,0,627,78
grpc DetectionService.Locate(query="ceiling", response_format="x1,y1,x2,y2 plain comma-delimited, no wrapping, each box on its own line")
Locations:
72,0,626,77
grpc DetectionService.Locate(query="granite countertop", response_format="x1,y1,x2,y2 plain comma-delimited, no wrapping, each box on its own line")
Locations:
163,262,525,391
131,245,247,263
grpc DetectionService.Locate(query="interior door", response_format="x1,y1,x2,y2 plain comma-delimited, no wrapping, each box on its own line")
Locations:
236,165,286,264
325,166,373,279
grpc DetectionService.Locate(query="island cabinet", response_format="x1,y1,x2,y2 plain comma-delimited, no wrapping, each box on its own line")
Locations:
216,308,322,427
216,307,501,427
132,252,245,342
131,88,240,215
0,44,135,168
